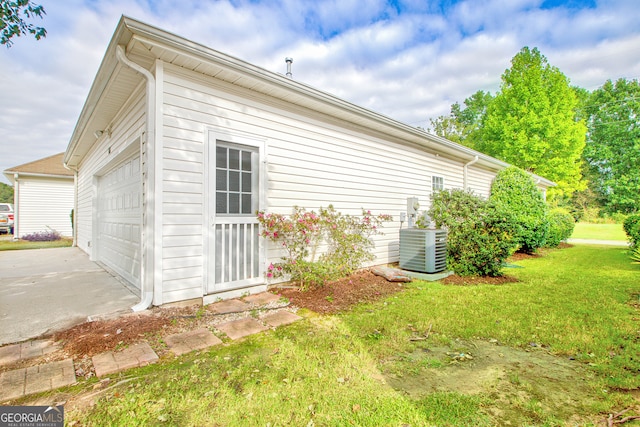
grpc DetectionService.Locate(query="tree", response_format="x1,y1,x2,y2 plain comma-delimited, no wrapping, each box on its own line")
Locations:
0,182,13,203
1,0,46,47
478,47,587,199
583,78,640,214
429,90,493,149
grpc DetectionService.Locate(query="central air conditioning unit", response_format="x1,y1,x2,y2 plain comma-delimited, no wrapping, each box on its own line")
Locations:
399,228,447,273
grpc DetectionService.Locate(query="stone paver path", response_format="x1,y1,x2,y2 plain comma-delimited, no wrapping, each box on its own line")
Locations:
262,311,302,327
164,328,222,356
208,299,250,314
217,317,269,340
0,359,75,401
1,292,303,401
0,339,60,367
244,292,281,305
92,342,159,378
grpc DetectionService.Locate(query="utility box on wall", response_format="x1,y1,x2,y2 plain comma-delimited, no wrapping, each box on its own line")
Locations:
399,228,447,273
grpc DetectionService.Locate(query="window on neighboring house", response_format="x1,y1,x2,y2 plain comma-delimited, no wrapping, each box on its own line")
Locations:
432,175,444,192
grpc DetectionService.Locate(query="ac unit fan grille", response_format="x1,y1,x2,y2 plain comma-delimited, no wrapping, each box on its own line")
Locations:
399,228,447,273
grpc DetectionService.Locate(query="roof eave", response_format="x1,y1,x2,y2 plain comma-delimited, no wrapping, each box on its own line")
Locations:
64,16,557,189
64,16,135,168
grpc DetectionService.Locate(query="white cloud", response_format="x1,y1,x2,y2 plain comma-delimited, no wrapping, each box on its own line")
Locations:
1,0,639,183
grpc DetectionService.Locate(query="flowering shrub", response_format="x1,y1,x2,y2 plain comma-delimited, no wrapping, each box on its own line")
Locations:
21,230,61,242
258,205,392,290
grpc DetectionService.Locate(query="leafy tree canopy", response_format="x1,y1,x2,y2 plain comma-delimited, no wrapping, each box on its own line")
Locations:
0,182,14,203
429,90,493,149
583,78,640,214
477,47,586,199
1,0,46,47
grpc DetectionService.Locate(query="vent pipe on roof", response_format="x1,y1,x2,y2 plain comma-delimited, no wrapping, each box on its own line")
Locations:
285,57,293,78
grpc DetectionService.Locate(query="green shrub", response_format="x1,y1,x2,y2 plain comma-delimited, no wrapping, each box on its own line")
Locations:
425,189,519,277
490,166,549,254
623,214,640,248
545,208,575,247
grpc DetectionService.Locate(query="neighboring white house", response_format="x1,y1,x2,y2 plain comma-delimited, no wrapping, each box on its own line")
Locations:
63,16,554,310
4,153,75,238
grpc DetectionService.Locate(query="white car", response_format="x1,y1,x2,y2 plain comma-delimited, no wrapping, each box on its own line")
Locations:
0,203,14,234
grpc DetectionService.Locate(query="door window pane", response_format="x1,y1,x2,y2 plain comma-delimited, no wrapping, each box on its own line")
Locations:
229,149,240,170
216,169,227,191
216,146,227,168
242,151,252,171
216,141,258,215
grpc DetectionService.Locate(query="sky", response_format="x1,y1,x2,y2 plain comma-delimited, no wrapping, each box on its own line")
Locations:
1,0,639,185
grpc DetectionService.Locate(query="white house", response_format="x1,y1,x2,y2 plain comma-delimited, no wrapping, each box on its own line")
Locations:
63,16,554,311
4,153,75,238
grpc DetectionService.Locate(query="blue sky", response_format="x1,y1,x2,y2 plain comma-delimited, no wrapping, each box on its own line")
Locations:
1,0,639,184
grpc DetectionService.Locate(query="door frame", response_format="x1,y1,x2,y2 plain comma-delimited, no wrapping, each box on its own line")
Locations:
204,128,266,295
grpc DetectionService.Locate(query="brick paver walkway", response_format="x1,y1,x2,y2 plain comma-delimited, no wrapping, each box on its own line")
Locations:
164,328,222,356
0,339,60,367
216,317,269,340
0,359,75,401
92,342,159,378
0,292,302,401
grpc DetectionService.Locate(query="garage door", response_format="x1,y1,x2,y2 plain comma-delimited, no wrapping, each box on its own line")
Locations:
97,154,142,288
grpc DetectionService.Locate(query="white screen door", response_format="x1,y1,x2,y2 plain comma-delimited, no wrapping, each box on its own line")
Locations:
208,138,263,294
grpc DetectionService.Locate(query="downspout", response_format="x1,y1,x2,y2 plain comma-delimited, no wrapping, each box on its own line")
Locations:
115,45,155,312
62,164,79,247
463,156,479,191
12,173,19,239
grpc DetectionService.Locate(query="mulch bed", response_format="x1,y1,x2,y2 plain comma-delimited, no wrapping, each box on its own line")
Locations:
275,270,406,314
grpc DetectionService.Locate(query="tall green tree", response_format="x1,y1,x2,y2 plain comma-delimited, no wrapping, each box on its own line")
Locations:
1,0,46,47
429,90,493,149
478,47,586,199
0,182,14,203
583,78,640,214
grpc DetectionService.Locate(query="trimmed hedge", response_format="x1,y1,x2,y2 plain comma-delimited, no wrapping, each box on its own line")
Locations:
490,167,549,254
546,208,575,247
623,214,640,248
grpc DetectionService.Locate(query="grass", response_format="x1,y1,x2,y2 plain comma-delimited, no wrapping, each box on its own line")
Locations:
571,222,627,241
64,245,640,426
0,237,73,251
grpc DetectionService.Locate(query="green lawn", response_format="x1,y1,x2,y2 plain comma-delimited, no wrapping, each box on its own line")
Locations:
571,222,627,241
63,245,639,426
0,237,72,251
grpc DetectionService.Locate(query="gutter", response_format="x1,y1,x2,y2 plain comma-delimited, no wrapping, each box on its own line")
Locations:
463,156,479,191
115,45,155,312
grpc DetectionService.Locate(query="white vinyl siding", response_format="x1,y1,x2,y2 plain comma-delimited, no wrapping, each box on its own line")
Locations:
15,177,74,237
160,65,485,284
466,166,497,199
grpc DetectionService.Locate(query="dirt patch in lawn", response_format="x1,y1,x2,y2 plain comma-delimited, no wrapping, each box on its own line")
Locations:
384,339,605,425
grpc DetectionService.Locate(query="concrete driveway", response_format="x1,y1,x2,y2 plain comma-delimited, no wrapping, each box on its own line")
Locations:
0,246,139,346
